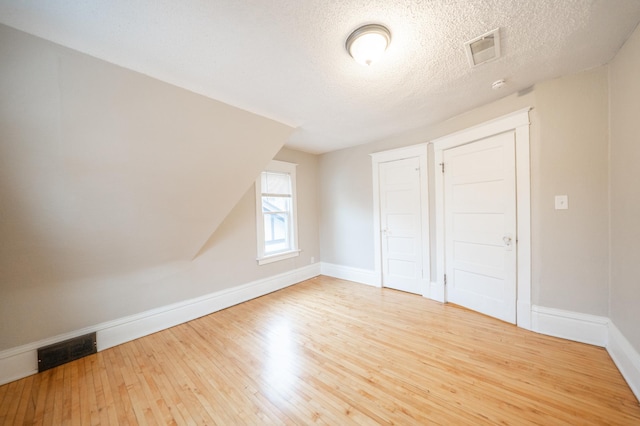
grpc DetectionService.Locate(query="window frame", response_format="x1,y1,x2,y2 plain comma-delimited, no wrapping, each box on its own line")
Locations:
255,160,300,265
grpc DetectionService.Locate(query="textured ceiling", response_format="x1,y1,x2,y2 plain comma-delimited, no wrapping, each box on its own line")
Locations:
1,0,639,153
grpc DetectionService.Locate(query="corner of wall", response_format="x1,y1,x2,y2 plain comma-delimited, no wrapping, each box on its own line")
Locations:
529,304,639,402
608,322,640,402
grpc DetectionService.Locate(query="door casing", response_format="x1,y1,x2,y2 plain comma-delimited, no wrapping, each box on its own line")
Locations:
371,144,430,297
432,108,532,329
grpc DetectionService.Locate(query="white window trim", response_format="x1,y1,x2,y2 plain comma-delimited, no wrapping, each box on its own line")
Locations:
255,160,300,265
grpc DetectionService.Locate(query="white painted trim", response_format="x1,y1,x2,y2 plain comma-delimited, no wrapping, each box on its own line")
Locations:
256,160,299,265
433,146,446,304
431,108,532,328
257,249,301,265
320,262,380,287
0,349,37,386
431,107,532,149
531,305,609,347
370,144,429,163
370,143,431,298
607,322,640,402
517,300,531,327
370,155,383,284
0,263,320,386
515,123,532,330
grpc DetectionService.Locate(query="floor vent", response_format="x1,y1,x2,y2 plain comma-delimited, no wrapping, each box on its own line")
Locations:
37,332,97,372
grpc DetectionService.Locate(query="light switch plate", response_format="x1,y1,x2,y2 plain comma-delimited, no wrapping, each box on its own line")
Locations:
555,195,569,210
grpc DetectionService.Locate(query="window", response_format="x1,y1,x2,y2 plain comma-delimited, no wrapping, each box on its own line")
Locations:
256,160,299,265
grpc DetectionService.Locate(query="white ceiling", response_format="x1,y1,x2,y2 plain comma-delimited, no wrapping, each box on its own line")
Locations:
1,0,639,154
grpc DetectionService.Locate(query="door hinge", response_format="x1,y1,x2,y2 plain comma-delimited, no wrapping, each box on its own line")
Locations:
439,162,445,173
444,274,447,286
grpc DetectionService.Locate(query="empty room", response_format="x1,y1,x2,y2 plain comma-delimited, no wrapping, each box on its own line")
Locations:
1,0,640,424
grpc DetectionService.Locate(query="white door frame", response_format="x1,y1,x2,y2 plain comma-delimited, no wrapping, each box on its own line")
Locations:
431,108,532,329
371,144,430,297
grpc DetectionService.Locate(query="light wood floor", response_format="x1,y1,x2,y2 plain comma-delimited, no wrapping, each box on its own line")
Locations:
1,276,639,425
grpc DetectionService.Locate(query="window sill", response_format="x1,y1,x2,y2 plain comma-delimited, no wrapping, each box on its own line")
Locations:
257,250,301,265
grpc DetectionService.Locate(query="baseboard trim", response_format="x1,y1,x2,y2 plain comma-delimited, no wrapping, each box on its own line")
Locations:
0,263,320,386
320,262,380,287
531,305,609,347
607,322,640,402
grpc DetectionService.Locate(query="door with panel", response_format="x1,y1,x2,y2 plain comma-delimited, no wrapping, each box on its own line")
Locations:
443,131,517,323
379,157,425,295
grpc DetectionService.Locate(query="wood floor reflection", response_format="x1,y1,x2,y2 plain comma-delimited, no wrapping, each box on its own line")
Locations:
1,276,639,424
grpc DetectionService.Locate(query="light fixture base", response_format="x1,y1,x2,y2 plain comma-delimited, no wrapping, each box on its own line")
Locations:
346,24,391,66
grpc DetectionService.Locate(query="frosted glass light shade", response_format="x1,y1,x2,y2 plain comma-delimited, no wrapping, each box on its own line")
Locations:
346,24,391,66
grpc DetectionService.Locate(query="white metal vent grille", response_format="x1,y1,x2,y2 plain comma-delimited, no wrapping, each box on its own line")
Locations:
464,28,501,67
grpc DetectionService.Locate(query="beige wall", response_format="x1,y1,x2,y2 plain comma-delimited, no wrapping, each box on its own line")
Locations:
192,147,319,287
533,68,610,315
609,24,640,352
0,25,316,351
320,67,611,317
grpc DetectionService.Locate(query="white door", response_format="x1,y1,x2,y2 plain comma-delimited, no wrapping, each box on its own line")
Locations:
444,132,517,323
379,157,424,294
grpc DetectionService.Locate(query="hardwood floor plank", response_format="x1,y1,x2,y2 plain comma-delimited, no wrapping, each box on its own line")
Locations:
118,342,164,425
30,369,51,425
1,276,639,424
127,339,180,425
178,322,290,424
12,374,34,425
134,336,191,425
151,329,223,425
0,378,24,425
44,365,64,425
103,346,137,425
0,380,8,415
187,320,313,424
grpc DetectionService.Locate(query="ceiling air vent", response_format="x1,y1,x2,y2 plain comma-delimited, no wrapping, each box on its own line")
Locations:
464,28,501,67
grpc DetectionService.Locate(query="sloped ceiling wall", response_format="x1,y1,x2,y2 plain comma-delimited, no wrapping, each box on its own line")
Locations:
0,25,293,349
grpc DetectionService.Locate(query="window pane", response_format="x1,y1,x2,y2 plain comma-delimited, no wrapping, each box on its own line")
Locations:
262,196,290,213
262,172,291,195
264,212,290,254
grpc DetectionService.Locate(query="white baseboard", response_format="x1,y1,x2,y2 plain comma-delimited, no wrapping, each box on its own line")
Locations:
531,305,609,347
0,263,320,386
0,348,38,386
607,322,640,402
320,262,380,287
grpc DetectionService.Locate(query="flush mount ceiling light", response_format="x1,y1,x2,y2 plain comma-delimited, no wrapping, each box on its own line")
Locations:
346,24,391,66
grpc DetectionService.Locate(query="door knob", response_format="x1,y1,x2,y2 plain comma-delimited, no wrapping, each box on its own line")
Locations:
503,235,513,251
